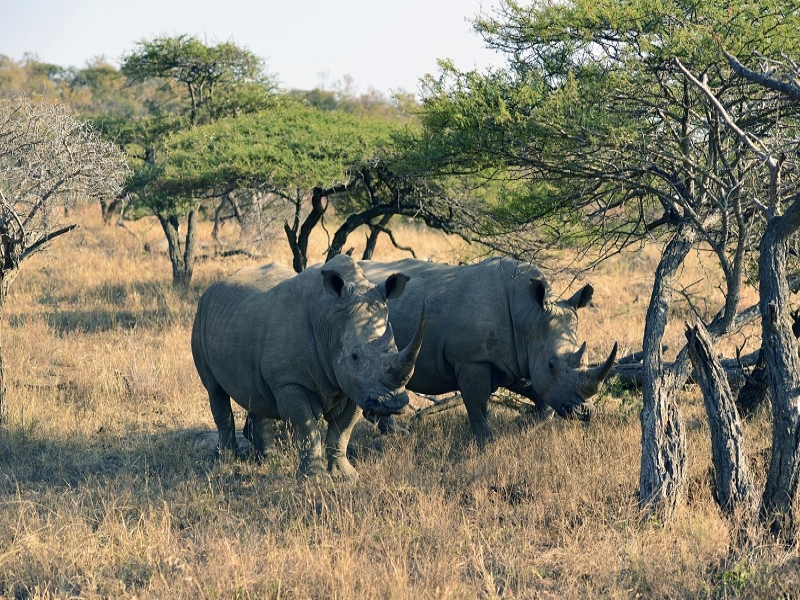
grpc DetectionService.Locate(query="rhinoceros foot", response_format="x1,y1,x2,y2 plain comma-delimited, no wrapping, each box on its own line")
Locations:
376,415,411,436
297,455,329,480
328,457,359,481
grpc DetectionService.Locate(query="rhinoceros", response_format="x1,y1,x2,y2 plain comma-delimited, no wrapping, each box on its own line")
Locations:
359,257,617,446
191,254,424,478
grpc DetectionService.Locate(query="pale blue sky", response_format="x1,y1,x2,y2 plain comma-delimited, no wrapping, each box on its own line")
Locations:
1,0,504,97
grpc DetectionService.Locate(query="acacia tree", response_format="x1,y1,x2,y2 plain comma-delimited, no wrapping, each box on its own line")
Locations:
119,35,277,286
0,95,127,423
412,0,800,516
153,98,483,273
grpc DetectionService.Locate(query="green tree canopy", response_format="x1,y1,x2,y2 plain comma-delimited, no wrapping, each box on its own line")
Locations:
149,97,397,200
416,0,800,262
121,34,277,125
118,34,280,286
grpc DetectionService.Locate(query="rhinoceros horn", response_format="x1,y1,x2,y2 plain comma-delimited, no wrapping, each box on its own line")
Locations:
570,342,588,368
578,342,618,397
385,305,426,387
372,321,396,351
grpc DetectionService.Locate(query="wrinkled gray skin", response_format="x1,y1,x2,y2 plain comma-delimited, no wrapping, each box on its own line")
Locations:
360,258,617,447
192,254,424,479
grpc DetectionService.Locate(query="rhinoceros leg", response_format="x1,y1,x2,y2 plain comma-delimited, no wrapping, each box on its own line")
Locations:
457,363,495,448
275,385,326,478
324,399,360,480
243,411,272,455
206,382,238,455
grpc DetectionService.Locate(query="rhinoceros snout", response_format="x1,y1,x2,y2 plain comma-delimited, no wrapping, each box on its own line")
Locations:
558,400,595,422
547,389,596,421
363,389,409,418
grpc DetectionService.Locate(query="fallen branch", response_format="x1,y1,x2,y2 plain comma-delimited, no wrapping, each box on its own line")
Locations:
412,395,463,419
411,390,538,420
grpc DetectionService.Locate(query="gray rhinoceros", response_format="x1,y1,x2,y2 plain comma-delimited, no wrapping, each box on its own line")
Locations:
191,254,424,478
359,257,617,446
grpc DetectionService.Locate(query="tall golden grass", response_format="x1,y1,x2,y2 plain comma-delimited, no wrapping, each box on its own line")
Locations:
0,206,795,599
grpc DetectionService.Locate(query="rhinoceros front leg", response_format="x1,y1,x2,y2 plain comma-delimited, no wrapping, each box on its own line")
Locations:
324,399,361,480
457,363,495,448
275,385,326,478
505,380,556,421
207,382,238,455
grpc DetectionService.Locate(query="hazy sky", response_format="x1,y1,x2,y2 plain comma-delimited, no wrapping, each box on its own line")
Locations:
2,0,505,98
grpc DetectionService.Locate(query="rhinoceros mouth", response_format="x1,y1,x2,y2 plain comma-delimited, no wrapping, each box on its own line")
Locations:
554,399,595,421
362,390,409,418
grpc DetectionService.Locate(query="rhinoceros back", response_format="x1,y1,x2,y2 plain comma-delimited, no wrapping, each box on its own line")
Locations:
191,262,332,418
359,258,524,395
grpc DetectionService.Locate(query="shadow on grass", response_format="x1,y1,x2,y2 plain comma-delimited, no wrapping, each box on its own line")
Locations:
0,419,392,499
6,278,206,333
0,425,218,495
7,309,177,333
49,308,177,333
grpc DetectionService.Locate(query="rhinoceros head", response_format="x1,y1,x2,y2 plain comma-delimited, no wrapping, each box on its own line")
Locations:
321,258,424,421
524,278,617,420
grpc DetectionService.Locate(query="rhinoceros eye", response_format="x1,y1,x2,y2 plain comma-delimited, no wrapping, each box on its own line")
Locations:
548,358,557,373
351,352,360,364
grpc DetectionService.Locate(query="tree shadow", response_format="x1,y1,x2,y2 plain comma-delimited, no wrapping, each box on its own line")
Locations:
6,280,196,333
47,308,176,333
0,426,218,496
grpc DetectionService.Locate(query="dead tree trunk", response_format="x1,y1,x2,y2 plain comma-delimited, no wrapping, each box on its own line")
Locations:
686,322,756,519
639,223,694,516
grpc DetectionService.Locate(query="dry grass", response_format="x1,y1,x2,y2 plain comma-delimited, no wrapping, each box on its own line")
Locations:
0,206,797,599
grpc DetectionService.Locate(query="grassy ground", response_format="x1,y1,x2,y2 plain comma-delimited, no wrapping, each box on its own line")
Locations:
0,205,797,598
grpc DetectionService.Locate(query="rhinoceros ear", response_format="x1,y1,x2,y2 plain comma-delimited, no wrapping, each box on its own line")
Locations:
322,269,348,297
567,284,594,309
381,273,410,300
529,278,547,308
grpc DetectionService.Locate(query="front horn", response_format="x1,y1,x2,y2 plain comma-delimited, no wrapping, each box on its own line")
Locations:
579,342,618,397
386,305,426,387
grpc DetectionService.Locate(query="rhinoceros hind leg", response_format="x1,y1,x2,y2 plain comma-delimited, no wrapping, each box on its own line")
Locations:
276,386,326,478
457,363,496,449
243,411,272,455
325,399,361,480
205,382,238,455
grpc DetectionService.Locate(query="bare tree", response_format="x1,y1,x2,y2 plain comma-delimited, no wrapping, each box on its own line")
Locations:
0,95,127,423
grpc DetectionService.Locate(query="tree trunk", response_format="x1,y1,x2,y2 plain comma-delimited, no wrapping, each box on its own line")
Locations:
686,322,756,519
0,307,5,426
327,207,391,262
639,223,694,516
0,272,10,426
100,197,123,225
285,187,327,273
157,208,198,287
736,350,771,419
362,214,393,260
758,199,800,540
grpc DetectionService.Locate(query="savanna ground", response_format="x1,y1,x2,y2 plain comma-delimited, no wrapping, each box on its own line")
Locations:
0,205,798,599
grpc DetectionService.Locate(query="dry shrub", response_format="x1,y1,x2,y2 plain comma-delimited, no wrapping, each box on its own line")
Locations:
0,205,794,599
